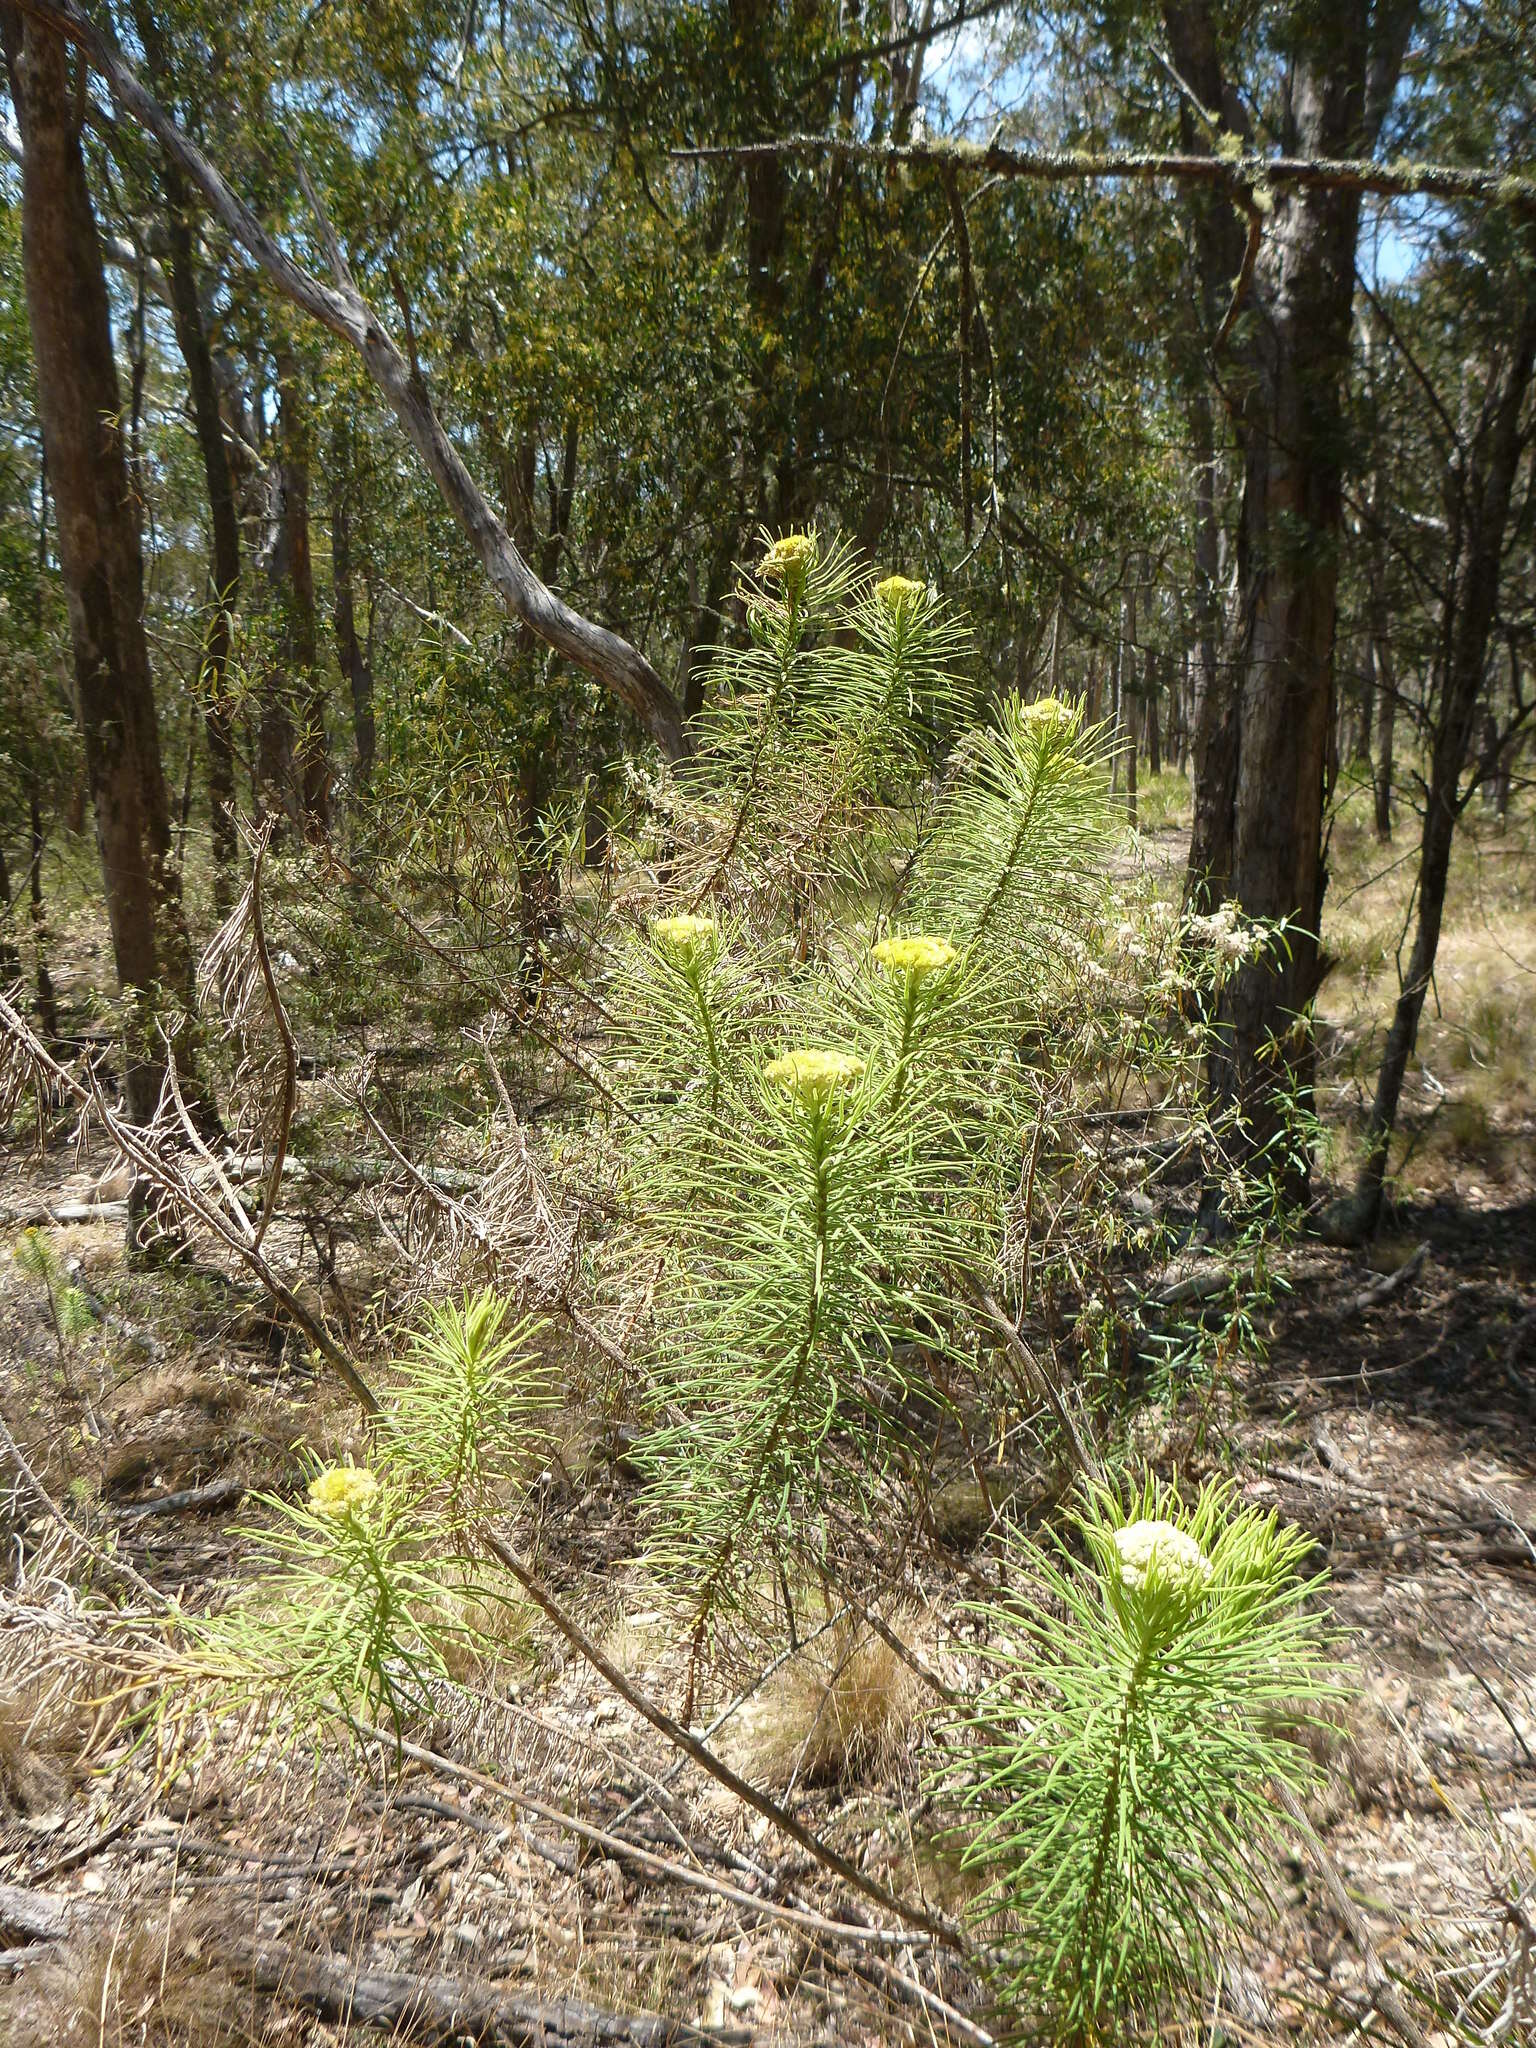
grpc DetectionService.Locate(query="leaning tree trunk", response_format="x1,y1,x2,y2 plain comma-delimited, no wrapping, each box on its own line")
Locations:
14,0,691,764
2,2,198,1135
1342,261,1536,1238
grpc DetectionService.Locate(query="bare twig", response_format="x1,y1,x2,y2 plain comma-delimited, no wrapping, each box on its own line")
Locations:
1275,1780,1432,2048
471,1525,965,1951
0,1411,170,1609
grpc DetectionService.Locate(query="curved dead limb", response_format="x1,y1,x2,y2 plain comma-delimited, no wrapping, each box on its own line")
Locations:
13,0,689,761
198,824,293,1253
675,134,1536,218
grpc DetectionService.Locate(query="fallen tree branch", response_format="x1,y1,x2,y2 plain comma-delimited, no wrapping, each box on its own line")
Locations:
672,133,1536,217
1337,1241,1429,1316
15,0,689,760
0,1882,71,1944
114,1474,247,1519
238,1941,747,2047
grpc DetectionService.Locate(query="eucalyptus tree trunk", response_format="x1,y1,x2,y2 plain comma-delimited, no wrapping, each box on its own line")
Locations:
277,353,328,840
1343,262,1536,1238
331,495,375,792
0,846,20,988
162,190,241,909
2,1,198,1132
1163,0,1418,1192
329,425,375,792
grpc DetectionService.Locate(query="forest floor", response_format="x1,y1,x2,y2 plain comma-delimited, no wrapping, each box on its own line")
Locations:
0,782,1532,2048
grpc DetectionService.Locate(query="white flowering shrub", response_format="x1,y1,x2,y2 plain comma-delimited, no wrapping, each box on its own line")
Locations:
950,1475,1331,2042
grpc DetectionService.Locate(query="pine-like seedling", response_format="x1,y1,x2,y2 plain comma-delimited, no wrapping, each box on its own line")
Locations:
950,1475,1332,2043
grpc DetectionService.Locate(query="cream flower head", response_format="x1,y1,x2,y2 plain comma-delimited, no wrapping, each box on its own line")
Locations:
759,532,816,587
308,1465,379,1519
1022,695,1078,733
763,1047,866,1110
874,573,925,620
651,912,719,972
1112,1519,1213,1604
872,933,956,980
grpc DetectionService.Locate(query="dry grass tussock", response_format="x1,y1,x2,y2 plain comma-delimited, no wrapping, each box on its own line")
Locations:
0,1617,123,1819
720,1611,926,1789
1321,782,1535,1194
0,1903,252,2048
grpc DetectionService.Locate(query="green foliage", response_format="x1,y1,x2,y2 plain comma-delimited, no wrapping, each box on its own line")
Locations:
199,1461,462,1740
600,537,1116,1651
14,1227,97,1355
951,1475,1332,2043
384,1289,552,1516
182,1289,542,1748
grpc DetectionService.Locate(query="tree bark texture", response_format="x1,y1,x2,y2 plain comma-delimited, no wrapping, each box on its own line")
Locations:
2,2,197,1123
1164,0,1418,1181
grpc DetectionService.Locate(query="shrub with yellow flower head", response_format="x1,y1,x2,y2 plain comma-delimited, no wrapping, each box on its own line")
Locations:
874,572,925,621
307,1464,379,1519
1021,693,1080,735
757,530,816,601
952,1474,1332,2042
872,933,956,980
762,1046,866,1112
650,912,719,973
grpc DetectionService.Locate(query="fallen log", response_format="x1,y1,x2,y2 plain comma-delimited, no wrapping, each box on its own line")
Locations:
115,1475,247,1519
238,1944,749,2047
0,1882,71,1943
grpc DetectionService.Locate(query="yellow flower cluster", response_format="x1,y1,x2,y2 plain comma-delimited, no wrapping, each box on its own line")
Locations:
763,1047,866,1109
1022,695,1078,733
759,532,816,584
651,912,719,970
872,933,956,980
1112,1518,1212,1603
874,573,925,619
307,1465,379,1518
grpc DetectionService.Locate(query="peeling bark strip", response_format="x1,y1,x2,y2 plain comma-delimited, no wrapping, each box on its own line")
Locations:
12,0,689,762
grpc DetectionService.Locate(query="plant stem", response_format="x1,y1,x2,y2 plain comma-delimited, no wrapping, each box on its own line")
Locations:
1071,1620,1156,2037
684,1107,833,1700
888,969,922,1114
